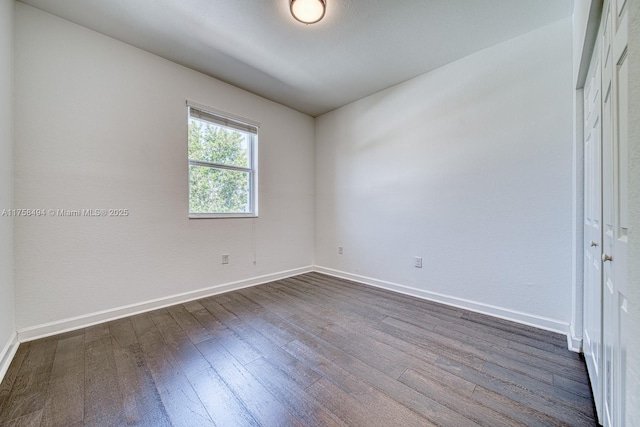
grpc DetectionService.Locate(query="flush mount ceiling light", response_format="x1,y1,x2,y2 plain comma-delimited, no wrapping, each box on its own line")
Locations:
290,0,326,24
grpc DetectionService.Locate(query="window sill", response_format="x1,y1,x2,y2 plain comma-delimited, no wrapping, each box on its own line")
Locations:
189,213,258,219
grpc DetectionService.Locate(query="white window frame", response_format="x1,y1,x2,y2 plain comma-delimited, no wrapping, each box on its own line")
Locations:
187,102,259,219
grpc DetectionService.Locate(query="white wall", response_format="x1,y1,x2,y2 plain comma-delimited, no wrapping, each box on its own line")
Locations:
625,1,640,423
14,3,315,334
0,0,16,379
315,18,574,332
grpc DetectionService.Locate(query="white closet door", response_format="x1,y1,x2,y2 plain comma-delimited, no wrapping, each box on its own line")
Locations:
583,33,603,422
601,0,629,425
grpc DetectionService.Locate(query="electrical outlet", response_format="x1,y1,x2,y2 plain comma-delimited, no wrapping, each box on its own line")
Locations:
222,254,229,264
338,246,344,255
414,256,422,268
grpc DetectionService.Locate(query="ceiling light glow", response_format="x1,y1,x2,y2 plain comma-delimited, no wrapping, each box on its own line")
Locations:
290,0,326,24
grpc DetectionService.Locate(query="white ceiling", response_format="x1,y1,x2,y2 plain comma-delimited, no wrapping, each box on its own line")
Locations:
19,0,573,117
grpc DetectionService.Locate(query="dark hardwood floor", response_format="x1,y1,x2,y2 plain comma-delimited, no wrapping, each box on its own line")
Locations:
0,273,596,426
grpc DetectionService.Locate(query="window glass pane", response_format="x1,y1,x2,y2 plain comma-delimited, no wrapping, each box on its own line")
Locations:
188,118,250,168
189,165,251,214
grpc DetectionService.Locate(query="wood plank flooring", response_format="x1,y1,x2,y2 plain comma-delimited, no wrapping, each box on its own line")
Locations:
0,273,597,426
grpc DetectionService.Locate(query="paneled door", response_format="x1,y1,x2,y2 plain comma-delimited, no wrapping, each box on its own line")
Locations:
583,1,630,424
600,0,629,425
583,33,603,422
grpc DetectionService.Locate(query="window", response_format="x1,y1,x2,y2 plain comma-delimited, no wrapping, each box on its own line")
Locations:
188,104,258,218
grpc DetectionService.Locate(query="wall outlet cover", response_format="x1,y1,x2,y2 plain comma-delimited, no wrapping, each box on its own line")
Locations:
415,256,422,268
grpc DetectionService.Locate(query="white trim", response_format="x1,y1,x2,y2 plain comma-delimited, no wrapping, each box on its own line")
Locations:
0,332,19,385
189,213,258,219
568,324,583,353
17,266,312,342
571,87,585,354
313,266,570,336
13,265,575,351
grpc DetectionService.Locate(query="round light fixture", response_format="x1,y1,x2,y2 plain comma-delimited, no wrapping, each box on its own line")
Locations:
290,0,326,24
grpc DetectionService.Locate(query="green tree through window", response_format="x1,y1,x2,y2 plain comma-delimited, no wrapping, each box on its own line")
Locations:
188,108,256,217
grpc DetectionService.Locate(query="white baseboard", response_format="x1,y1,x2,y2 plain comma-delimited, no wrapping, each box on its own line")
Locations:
313,266,570,337
17,266,313,342
567,324,583,353
0,332,19,385
14,264,573,350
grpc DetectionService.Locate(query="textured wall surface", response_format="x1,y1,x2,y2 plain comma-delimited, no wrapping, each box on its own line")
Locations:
315,18,574,330
0,0,16,369
14,4,315,331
